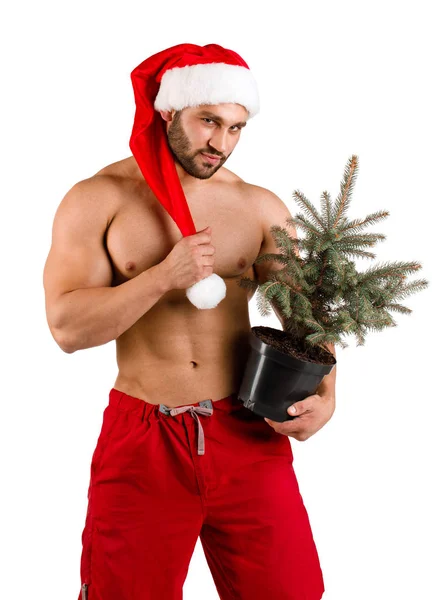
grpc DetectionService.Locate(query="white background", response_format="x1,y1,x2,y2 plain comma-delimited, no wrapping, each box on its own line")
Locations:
1,1,440,598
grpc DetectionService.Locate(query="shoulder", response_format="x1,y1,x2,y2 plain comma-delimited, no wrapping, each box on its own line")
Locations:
69,172,124,206
218,178,293,235
245,184,298,262
93,155,134,179
72,155,137,195
218,172,290,209
59,172,123,231
241,183,292,226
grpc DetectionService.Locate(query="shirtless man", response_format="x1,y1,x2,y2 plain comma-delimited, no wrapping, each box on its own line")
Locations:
43,45,334,600
43,103,289,404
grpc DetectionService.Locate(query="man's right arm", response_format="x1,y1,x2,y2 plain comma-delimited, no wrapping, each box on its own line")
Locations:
43,177,172,353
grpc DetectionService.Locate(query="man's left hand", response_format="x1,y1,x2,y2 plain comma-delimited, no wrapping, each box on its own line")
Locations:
264,393,335,441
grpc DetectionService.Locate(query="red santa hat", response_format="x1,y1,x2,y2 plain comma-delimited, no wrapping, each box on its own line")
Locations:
128,43,260,309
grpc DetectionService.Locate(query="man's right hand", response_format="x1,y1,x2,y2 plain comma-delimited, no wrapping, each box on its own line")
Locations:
160,226,216,291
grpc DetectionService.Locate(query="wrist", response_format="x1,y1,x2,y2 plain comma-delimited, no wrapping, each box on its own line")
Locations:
155,262,173,294
316,383,335,403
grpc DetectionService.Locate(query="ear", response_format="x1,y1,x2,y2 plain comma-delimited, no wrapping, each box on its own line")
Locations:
159,109,174,122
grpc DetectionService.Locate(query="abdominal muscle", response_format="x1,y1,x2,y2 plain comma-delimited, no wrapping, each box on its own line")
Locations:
112,277,253,407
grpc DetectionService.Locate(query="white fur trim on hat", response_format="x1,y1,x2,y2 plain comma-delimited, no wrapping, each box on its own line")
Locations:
154,62,260,118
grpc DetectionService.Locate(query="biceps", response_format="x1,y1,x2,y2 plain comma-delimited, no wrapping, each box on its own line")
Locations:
43,239,113,330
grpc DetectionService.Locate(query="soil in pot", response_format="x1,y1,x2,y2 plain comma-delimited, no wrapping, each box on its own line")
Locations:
253,325,335,366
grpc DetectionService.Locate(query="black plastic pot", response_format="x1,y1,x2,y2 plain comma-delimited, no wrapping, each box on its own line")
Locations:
238,326,336,422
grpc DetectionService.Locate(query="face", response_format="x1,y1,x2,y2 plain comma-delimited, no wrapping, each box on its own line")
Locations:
162,103,249,180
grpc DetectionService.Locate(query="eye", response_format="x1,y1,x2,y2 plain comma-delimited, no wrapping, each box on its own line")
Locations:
202,118,215,124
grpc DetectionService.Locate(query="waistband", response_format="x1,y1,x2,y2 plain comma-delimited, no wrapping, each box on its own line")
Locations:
108,387,241,420
108,388,242,456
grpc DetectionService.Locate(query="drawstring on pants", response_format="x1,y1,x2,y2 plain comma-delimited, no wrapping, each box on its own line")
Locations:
160,400,213,455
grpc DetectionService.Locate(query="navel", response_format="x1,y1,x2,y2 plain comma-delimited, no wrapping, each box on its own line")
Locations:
190,361,198,368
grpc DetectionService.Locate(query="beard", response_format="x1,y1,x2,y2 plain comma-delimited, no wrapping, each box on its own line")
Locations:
166,111,228,180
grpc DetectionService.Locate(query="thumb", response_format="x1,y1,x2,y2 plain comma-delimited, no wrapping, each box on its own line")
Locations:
287,395,316,416
287,401,306,416
287,404,298,416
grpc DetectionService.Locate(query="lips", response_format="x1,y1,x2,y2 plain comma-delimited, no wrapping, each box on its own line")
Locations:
201,152,221,163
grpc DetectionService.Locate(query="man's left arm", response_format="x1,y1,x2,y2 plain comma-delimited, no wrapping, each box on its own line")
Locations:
252,188,336,440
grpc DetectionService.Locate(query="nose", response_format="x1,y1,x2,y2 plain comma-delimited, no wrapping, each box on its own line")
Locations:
208,128,229,155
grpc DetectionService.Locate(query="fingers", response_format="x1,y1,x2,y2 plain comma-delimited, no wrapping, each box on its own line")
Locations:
263,394,322,442
264,394,319,432
264,416,309,441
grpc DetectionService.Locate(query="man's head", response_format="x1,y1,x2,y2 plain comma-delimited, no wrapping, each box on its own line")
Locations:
129,43,259,238
160,103,248,180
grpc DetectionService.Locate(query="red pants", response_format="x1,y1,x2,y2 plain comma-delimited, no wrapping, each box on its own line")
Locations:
78,388,325,599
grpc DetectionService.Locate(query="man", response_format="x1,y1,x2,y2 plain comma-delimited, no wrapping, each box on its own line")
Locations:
43,44,335,600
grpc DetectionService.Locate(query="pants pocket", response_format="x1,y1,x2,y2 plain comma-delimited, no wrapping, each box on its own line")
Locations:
90,404,121,473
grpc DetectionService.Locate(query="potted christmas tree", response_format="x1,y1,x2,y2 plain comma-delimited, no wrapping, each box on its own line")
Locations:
237,155,429,422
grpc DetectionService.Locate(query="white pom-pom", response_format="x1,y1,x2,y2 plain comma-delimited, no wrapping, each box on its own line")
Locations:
186,273,226,309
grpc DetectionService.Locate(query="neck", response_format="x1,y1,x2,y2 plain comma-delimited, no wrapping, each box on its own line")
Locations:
173,160,209,187
129,154,217,188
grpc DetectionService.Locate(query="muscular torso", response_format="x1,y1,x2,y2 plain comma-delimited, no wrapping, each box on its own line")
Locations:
97,156,262,407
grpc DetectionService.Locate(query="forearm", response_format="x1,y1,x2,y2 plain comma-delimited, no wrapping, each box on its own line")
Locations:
52,263,171,352
316,342,336,399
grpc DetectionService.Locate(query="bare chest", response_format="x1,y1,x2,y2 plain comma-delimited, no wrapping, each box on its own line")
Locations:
106,184,262,286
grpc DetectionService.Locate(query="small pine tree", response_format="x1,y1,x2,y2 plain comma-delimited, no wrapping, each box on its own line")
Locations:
238,155,429,357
